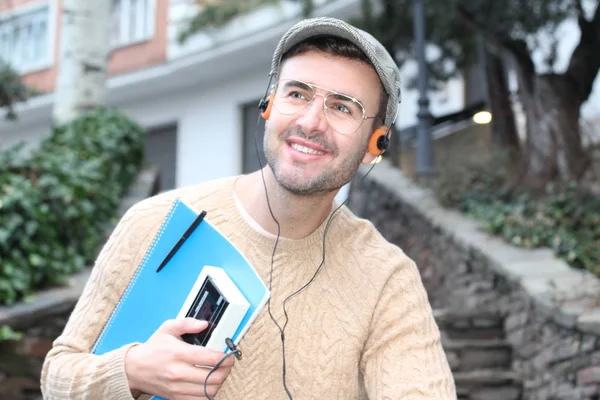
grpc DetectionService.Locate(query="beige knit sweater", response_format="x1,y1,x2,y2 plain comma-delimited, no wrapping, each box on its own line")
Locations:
41,176,456,399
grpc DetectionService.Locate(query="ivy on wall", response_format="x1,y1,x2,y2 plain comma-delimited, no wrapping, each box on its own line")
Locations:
435,158,600,277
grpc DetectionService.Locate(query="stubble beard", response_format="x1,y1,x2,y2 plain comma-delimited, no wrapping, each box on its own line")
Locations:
263,126,367,196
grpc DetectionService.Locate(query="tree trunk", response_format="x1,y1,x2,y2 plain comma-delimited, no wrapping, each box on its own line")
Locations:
484,49,520,157
53,0,112,125
517,73,589,186
501,3,599,188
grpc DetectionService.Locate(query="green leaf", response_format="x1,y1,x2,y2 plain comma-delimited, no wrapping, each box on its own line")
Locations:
28,253,44,267
0,325,23,341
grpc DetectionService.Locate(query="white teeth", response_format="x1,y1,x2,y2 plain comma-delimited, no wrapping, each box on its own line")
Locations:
291,143,326,155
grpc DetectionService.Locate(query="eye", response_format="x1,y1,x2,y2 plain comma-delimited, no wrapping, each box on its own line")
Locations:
288,90,307,100
330,103,352,115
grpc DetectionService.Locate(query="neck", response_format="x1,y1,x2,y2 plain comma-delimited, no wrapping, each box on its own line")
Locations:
235,167,338,239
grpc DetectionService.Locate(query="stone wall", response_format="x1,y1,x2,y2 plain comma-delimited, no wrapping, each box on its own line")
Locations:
0,308,71,399
347,160,600,400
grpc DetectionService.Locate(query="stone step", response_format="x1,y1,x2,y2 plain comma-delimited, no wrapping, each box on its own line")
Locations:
434,308,505,340
442,338,513,371
454,369,522,400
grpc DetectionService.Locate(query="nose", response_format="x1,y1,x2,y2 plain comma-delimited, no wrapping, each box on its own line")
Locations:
295,93,330,134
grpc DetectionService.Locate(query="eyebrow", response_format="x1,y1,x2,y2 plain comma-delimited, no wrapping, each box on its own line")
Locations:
282,80,312,91
281,79,360,104
329,93,355,102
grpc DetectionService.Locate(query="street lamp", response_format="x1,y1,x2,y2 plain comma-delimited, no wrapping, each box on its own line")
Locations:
413,0,435,179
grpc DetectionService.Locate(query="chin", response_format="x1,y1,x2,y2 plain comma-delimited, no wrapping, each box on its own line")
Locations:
276,172,340,196
281,183,332,196
266,149,348,196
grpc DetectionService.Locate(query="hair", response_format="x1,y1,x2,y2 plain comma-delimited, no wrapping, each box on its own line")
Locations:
280,35,388,129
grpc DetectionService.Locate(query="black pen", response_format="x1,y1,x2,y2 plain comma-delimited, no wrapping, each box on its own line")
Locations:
156,210,207,273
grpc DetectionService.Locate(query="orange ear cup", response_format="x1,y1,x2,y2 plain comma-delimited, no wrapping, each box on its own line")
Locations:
368,127,388,156
260,94,274,120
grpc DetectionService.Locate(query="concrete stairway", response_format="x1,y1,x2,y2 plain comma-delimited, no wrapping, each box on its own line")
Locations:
434,308,523,400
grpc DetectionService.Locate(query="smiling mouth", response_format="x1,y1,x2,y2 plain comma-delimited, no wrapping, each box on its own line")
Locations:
290,142,327,155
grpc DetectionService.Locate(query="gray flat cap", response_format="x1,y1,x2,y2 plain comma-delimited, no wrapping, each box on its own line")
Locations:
270,17,401,127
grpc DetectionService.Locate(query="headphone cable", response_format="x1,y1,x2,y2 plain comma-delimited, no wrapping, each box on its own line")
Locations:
251,84,386,399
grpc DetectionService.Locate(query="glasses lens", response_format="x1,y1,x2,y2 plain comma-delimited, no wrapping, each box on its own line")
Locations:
324,94,364,135
273,79,314,115
272,79,366,135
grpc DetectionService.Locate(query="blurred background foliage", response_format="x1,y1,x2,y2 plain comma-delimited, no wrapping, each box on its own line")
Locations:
435,152,600,277
0,108,145,305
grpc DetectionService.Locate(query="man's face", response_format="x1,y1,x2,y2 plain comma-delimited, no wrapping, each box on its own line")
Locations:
263,50,382,196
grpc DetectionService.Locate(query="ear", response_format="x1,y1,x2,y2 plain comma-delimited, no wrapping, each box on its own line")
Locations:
361,126,388,164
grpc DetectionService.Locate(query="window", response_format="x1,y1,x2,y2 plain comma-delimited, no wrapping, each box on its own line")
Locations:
241,99,266,174
0,4,52,74
112,0,156,48
144,123,178,191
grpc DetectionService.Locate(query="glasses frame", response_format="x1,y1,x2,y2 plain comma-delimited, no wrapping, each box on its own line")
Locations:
271,78,378,135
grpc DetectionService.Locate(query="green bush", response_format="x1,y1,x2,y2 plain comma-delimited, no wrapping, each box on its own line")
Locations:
0,108,145,305
435,160,600,277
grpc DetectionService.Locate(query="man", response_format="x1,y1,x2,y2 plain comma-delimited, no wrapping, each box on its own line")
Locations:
42,17,456,399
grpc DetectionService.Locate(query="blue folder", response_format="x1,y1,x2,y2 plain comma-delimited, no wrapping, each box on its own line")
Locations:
92,198,270,371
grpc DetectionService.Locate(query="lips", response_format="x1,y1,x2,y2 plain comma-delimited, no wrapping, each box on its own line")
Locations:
286,137,330,155
289,142,326,155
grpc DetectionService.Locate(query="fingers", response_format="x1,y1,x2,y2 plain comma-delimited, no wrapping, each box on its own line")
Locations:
162,342,232,368
156,319,235,369
167,382,222,399
159,318,208,337
194,367,231,386
163,362,233,385
180,346,236,369
129,319,234,399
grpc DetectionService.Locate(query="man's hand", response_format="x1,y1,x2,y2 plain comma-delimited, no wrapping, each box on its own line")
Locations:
125,318,235,399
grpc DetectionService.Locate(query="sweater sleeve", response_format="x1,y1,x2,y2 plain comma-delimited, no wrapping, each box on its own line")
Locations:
360,256,457,399
41,201,162,400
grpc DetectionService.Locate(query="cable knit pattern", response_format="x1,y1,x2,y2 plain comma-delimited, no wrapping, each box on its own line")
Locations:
41,176,456,399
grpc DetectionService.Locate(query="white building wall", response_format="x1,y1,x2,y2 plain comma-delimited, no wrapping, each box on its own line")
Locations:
173,65,270,187
85,62,271,188
0,64,272,187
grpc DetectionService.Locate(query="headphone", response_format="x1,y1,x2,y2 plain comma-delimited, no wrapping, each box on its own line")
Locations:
258,93,390,157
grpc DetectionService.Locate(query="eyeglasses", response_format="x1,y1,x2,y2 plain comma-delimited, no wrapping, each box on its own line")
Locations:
271,79,376,135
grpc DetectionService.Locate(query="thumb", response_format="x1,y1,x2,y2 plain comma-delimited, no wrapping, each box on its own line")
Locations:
159,318,208,337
